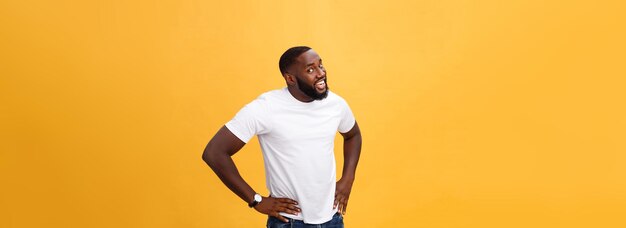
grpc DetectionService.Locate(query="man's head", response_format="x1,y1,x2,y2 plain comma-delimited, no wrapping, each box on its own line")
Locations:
279,46,328,101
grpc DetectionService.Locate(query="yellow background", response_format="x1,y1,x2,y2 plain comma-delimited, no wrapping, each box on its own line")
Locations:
2,0,625,227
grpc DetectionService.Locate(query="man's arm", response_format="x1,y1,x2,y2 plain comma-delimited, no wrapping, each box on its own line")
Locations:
334,121,362,215
202,126,300,222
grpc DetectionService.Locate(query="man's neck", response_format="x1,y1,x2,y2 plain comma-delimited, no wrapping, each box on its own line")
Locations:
287,86,314,103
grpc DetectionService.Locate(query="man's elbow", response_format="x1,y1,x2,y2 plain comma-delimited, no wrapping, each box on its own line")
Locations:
202,143,218,168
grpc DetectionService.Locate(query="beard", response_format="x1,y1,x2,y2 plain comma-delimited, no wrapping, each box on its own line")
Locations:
296,77,329,101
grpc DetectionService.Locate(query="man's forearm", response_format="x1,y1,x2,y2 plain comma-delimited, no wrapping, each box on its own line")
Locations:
204,150,256,204
202,127,256,204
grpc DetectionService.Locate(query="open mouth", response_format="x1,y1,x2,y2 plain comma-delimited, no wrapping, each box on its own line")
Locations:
315,79,326,91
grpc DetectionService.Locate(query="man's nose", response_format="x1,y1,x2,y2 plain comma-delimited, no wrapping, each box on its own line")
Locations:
316,67,326,78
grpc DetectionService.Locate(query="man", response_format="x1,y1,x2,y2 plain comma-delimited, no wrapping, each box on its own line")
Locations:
202,46,362,227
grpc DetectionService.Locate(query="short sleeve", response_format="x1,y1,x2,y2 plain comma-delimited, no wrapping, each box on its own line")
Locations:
225,98,270,143
337,98,356,133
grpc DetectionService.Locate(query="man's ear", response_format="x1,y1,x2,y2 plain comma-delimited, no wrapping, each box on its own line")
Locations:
284,73,296,85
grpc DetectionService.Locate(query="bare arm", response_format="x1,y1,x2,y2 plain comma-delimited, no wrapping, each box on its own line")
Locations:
202,126,300,222
334,121,362,214
202,126,254,203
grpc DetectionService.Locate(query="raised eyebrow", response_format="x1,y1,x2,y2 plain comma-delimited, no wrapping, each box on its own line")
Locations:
306,59,323,67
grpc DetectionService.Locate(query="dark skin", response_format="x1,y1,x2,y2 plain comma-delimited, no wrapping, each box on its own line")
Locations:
202,49,362,222
283,49,328,102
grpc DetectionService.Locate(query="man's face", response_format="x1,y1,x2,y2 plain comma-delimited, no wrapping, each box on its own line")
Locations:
289,50,328,100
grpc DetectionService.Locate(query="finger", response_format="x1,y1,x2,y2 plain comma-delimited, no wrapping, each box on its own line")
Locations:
275,214,289,223
279,198,299,205
343,201,348,214
334,195,342,208
279,206,299,215
278,201,300,212
280,200,298,207
285,204,301,212
336,197,346,214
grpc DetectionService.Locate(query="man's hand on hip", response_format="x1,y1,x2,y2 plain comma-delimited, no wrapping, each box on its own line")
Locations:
254,196,300,222
334,177,354,215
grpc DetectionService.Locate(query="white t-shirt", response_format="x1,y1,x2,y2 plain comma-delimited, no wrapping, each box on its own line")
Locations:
225,87,356,224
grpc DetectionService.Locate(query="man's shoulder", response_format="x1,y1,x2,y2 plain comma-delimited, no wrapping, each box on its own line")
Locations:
243,88,286,109
252,88,287,104
259,88,285,98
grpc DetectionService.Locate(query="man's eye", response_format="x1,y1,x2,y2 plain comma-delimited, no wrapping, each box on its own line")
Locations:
319,64,324,69
307,68,314,73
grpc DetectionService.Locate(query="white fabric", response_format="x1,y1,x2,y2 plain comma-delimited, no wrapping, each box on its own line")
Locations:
225,87,355,224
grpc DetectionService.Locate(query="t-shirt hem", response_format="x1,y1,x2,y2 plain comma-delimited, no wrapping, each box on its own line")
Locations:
280,208,338,224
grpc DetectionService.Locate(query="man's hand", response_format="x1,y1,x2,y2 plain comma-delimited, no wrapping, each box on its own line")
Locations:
254,196,300,222
334,178,354,215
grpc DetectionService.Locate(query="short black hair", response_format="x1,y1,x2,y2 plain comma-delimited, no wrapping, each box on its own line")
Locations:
279,46,311,75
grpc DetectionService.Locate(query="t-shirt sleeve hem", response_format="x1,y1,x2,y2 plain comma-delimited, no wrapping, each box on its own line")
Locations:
225,122,251,143
338,118,356,133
